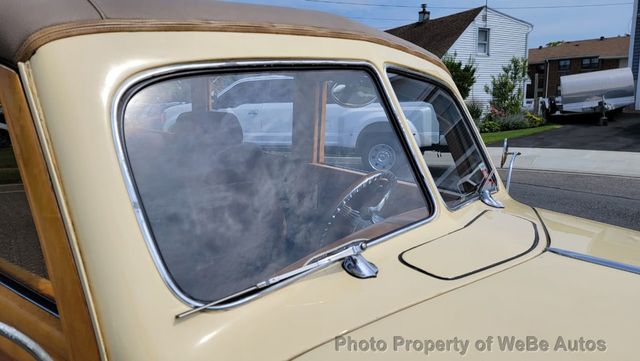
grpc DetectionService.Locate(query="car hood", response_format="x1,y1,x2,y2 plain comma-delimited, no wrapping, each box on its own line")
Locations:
536,208,640,268
295,248,640,360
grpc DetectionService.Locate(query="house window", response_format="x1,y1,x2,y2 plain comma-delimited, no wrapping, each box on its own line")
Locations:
477,28,489,55
581,57,599,70
559,60,571,71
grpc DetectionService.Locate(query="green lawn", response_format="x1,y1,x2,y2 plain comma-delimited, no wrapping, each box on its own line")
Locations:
481,124,562,145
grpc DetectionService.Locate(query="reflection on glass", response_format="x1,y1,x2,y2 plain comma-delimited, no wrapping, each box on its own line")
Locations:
387,72,495,208
123,69,431,302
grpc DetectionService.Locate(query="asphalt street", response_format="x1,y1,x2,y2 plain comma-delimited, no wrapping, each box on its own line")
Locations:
500,168,640,231
508,113,640,152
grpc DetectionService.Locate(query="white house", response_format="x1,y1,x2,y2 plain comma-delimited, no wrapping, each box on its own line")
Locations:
387,5,533,107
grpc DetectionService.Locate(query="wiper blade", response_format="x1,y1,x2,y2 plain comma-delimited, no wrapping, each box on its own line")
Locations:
175,241,368,319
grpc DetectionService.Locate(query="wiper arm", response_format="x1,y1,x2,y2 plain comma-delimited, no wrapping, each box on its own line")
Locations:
175,241,369,320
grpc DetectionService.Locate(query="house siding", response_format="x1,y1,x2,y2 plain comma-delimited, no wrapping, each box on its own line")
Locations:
446,8,531,107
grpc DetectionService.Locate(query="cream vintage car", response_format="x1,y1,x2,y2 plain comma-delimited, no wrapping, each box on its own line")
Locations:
0,1,639,361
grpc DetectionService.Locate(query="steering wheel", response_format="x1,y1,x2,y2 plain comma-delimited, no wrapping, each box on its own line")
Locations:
320,171,398,242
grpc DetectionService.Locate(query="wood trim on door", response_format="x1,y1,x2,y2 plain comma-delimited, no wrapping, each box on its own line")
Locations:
0,65,101,361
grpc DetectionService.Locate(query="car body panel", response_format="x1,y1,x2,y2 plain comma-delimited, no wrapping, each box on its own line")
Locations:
537,208,640,267
15,27,637,361
400,211,538,279
25,31,487,360
296,251,640,360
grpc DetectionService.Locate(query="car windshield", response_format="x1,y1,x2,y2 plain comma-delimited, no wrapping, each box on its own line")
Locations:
122,67,432,303
387,71,496,208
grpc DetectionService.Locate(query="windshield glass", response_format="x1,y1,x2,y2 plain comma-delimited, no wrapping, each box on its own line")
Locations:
122,67,432,302
387,71,496,208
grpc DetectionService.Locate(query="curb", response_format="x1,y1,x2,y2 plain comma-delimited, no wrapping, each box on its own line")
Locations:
487,147,640,178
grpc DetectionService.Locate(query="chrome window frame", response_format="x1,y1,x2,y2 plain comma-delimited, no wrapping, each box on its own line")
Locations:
384,65,500,211
111,60,439,310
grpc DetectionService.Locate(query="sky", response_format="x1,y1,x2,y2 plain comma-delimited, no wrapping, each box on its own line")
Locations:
224,0,635,48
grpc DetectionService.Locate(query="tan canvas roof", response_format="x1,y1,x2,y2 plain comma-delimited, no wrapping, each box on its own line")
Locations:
528,36,630,64
0,0,443,69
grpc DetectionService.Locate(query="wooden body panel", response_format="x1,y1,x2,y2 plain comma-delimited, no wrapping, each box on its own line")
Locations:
0,66,100,361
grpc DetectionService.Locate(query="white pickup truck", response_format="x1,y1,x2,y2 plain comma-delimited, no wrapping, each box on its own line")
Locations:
161,75,440,171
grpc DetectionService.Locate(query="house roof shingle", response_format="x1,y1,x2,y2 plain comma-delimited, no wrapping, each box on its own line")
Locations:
386,7,484,58
528,36,629,64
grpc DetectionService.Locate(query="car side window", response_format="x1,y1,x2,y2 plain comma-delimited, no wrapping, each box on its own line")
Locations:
387,71,496,208
122,68,432,303
0,106,54,301
322,99,413,180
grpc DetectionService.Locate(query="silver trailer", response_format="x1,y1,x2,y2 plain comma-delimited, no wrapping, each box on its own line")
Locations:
543,67,635,125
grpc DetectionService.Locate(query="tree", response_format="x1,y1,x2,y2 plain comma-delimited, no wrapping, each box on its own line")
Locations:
442,53,477,99
484,57,527,115
545,40,564,47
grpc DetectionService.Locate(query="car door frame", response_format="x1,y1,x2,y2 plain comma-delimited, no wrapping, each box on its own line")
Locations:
0,64,101,361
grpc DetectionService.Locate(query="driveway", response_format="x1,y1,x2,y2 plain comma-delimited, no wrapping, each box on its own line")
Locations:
507,112,640,151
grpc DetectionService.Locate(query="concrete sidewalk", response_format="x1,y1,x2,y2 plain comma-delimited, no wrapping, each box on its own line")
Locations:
487,147,640,178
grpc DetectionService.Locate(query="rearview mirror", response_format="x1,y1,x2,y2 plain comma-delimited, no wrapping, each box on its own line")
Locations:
330,80,377,108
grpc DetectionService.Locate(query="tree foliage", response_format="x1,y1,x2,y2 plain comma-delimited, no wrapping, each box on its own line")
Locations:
545,40,564,47
484,57,528,115
442,53,477,99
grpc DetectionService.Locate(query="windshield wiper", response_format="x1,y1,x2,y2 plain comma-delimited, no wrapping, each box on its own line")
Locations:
175,241,369,320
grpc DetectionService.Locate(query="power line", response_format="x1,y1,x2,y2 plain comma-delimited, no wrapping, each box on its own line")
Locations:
303,0,461,8
349,16,415,21
497,2,632,9
303,0,633,10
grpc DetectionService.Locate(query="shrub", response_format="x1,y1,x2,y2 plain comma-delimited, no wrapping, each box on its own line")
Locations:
465,101,484,121
525,111,544,127
478,110,545,133
484,57,528,115
442,52,477,99
478,120,501,133
495,113,530,130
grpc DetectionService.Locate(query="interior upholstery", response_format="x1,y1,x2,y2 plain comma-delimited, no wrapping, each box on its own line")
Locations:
128,111,289,301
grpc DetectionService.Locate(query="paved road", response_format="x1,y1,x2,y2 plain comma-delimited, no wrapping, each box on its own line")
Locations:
500,169,640,231
508,113,640,152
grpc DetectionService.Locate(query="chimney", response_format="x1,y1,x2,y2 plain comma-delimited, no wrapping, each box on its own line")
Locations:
419,4,430,22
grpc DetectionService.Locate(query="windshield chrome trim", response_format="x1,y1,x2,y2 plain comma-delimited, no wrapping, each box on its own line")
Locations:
382,64,501,212
111,59,438,310
548,247,640,275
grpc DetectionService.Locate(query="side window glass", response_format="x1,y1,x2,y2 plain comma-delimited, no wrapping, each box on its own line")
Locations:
387,71,496,208
322,88,413,181
122,68,431,303
0,104,53,300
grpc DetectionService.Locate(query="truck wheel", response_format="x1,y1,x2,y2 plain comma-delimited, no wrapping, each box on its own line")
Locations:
360,136,399,172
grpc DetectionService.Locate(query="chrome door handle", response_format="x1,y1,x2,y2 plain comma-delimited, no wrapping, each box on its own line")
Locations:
0,322,53,361
248,110,258,116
